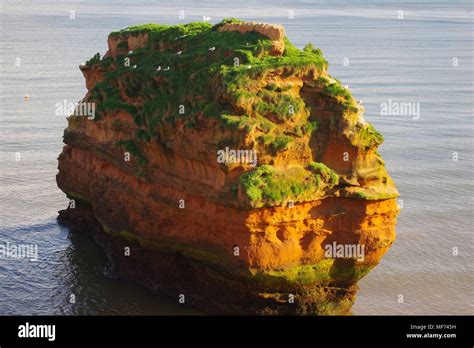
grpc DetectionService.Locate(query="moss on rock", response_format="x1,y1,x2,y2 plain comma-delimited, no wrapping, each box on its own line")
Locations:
238,163,338,208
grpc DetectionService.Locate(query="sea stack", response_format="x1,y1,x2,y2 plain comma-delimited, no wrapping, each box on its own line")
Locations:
56,19,399,314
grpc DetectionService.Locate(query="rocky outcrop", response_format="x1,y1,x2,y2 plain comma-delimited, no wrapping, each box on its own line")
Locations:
57,19,399,315
216,20,285,55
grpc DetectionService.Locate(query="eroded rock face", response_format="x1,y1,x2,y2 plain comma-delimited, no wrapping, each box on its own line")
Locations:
57,19,399,314
216,21,285,55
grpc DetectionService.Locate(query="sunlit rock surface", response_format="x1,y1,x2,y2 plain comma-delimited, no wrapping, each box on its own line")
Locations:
57,19,399,314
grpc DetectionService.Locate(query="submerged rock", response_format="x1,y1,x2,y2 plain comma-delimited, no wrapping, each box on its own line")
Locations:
57,19,399,314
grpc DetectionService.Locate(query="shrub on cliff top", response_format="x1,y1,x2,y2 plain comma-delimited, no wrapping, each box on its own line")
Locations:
303,43,323,56
86,53,101,67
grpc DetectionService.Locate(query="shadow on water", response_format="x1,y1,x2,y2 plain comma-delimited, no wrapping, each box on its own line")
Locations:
0,220,199,315
54,224,200,315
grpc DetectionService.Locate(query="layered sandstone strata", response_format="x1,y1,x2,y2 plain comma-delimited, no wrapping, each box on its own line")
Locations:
57,19,399,314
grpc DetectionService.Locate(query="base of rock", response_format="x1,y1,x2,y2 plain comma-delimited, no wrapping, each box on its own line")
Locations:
57,203,357,315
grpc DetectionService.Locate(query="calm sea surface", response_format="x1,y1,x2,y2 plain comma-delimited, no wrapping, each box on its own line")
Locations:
1,0,473,314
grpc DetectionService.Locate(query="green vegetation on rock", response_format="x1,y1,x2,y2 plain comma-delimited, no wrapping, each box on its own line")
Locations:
252,258,374,288
269,135,293,152
97,19,327,133
84,19,331,168
117,139,147,165
352,189,398,201
355,123,384,149
255,89,303,122
85,53,101,67
310,75,360,113
82,20,392,206
307,162,339,186
238,163,338,208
